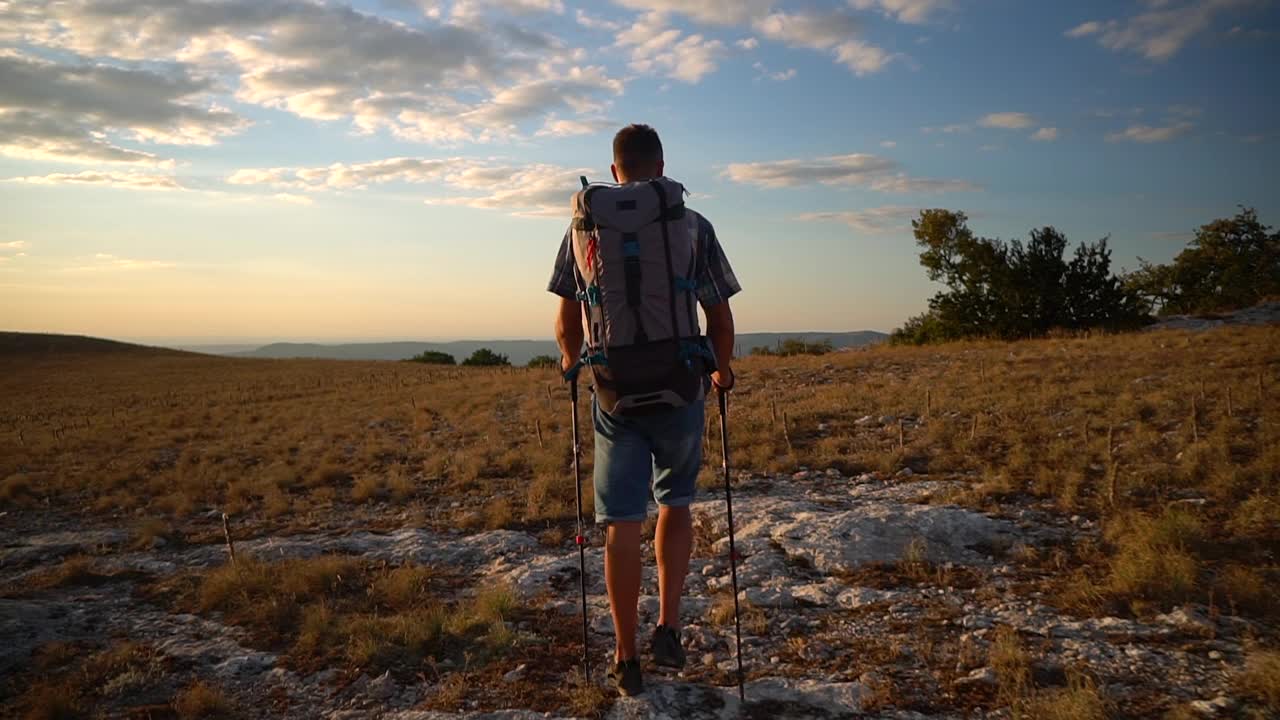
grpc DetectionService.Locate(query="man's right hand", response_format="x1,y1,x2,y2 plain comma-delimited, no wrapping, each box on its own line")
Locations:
711,367,734,392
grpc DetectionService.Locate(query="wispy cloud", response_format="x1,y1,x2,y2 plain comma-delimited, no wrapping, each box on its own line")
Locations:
795,206,922,233
65,253,177,272
1106,122,1194,143
0,241,29,250
1065,0,1262,61
722,153,979,192
979,112,1036,130
616,12,727,84
1031,127,1059,141
7,171,184,191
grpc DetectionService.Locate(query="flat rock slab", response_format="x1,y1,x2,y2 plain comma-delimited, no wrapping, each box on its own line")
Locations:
608,678,865,720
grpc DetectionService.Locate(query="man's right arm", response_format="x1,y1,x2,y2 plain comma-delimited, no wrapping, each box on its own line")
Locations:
555,297,584,373
705,301,735,390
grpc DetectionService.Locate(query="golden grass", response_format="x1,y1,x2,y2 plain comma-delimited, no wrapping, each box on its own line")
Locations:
1238,649,1280,712
173,681,236,719
1,325,1276,623
180,555,521,674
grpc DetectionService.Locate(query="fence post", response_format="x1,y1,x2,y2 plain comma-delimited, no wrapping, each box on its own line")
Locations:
222,513,238,568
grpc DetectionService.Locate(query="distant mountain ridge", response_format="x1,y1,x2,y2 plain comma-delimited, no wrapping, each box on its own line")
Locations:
232,332,887,365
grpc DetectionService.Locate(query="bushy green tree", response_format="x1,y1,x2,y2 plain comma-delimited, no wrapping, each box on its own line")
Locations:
526,355,558,369
462,348,510,367
406,350,455,365
893,210,1148,344
1127,207,1279,315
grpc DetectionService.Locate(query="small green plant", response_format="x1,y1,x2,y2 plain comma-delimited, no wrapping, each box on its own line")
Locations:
526,354,558,369
462,348,510,367
406,351,456,365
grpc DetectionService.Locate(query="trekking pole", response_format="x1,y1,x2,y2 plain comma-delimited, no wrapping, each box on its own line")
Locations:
569,380,591,680
717,387,746,702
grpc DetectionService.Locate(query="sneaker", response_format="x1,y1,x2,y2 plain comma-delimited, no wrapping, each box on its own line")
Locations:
650,624,686,669
608,658,644,697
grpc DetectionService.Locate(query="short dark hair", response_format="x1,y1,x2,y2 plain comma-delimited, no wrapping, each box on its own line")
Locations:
612,124,663,177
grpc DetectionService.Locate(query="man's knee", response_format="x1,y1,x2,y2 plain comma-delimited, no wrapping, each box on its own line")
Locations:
605,520,643,551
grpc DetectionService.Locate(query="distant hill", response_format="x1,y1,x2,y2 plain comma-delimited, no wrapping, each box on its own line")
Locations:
0,332,188,358
231,332,887,365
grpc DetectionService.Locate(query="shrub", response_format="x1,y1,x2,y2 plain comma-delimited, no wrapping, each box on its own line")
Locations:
526,354,558,369
406,351,456,365
462,348,510,367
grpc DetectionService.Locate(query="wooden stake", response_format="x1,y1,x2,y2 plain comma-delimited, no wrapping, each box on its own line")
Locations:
1106,425,1114,462
1226,387,1233,418
1083,422,1090,445
898,419,906,451
926,389,932,418
770,398,778,426
970,414,978,440
1191,396,1199,443
535,419,544,449
221,513,238,568
545,384,554,410
782,412,794,452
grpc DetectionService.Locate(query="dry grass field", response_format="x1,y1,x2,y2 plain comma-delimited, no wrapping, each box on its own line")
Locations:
1,325,1277,718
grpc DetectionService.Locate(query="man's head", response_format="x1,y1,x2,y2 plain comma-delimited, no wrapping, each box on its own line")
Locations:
611,124,664,183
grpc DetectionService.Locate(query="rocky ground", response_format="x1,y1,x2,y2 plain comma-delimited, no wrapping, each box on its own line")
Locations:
2,464,1263,719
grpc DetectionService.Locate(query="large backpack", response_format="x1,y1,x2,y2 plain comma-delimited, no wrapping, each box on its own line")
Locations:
568,177,715,415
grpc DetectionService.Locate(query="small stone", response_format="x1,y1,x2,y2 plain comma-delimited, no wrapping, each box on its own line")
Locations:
367,671,397,700
1208,650,1224,660
954,666,997,687
502,664,528,682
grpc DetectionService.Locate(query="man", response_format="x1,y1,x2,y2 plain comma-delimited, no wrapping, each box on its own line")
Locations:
547,124,740,696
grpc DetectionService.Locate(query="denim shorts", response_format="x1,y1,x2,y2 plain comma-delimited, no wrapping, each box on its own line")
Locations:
592,398,705,523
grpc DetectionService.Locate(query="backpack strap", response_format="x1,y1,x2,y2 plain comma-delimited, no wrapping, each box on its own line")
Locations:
650,180,682,352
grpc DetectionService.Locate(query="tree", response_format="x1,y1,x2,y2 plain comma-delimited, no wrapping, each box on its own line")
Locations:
526,354,558,369
406,350,455,365
1128,207,1280,315
462,348,510,367
894,209,1149,344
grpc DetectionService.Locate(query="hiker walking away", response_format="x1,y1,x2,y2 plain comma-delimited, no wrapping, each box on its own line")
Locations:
548,124,740,696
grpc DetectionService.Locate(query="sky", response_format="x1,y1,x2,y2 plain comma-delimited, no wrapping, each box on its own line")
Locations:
1,0,1278,344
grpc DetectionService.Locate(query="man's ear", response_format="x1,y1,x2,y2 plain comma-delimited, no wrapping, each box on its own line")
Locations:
655,159,664,178
610,163,619,182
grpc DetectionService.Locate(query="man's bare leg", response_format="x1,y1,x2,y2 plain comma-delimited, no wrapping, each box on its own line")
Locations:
605,520,643,661
655,504,692,630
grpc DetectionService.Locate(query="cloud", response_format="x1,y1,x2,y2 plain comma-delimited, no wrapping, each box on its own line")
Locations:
7,171,184,191
0,241,30,250
1065,0,1261,61
535,117,617,137
796,206,921,233
1031,127,1059,141
0,53,245,166
426,164,591,217
3,0,617,145
611,0,775,25
65,253,176,271
576,9,622,30
735,37,760,50
752,62,796,82
616,13,727,84
271,193,314,206
922,123,970,134
848,0,950,24
880,140,897,148
228,157,591,218
753,9,898,75
979,112,1036,130
614,2,899,76
722,153,978,193
1106,122,1194,143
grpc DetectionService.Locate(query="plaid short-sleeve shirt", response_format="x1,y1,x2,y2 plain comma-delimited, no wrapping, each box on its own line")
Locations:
546,209,741,308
